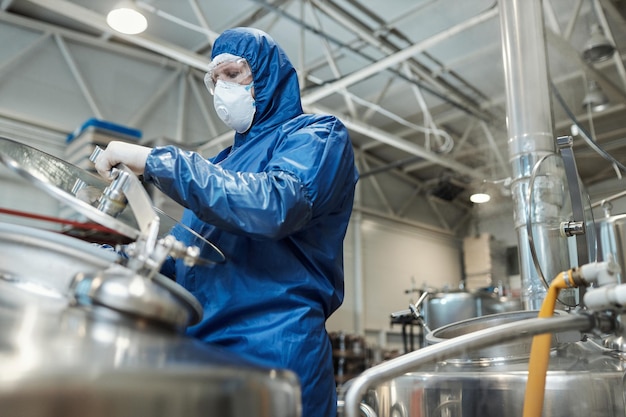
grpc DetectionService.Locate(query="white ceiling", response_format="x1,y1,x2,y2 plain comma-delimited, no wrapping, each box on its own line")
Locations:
0,0,625,235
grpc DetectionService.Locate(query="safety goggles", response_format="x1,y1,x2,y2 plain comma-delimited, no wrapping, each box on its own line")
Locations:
204,53,253,95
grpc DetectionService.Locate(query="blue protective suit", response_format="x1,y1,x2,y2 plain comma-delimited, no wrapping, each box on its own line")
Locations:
143,28,358,417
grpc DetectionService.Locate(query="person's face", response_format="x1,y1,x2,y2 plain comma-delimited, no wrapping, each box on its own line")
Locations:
206,59,255,98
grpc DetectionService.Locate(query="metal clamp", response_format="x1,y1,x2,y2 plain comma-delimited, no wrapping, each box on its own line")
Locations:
560,220,585,237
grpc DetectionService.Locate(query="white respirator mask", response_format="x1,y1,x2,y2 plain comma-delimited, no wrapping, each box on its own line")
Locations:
213,81,256,133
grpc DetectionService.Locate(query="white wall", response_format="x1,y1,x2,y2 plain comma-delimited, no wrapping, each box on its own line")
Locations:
327,211,463,351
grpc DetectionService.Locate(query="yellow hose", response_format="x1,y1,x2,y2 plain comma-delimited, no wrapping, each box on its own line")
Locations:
522,270,577,417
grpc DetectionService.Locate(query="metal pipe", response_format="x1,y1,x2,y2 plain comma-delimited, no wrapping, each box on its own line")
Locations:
343,313,594,417
301,7,497,106
591,189,626,209
308,104,486,180
497,0,572,309
309,0,490,117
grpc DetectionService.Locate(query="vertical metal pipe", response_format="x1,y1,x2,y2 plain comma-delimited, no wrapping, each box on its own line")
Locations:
497,0,572,309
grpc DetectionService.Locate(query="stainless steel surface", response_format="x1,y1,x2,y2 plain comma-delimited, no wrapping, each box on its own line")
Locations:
391,292,524,350
343,313,596,417
1,280,300,417
337,400,378,417
0,136,226,264
424,310,580,364
0,222,300,417
361,343,624,417
0,135,140,238
0,220,117,294
497,0,571,310
525,153,578,307
153,205,226,264
423,291,478,330
475,293,523,316
0,221,203,327
71,265,199,329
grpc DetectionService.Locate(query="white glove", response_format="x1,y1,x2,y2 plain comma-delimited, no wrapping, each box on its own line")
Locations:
94,141,152,179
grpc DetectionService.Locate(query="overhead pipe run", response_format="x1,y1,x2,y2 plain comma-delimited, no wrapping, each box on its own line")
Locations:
311,105,486,181
301,7,498,106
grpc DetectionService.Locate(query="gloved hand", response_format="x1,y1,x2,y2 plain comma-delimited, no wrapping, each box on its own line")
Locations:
94,141,152,179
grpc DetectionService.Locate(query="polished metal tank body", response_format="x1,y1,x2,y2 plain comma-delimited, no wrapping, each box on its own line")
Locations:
423,292,477,330
0,222,300,417
0,221,120,293
363,354,624,417
359,312,626,417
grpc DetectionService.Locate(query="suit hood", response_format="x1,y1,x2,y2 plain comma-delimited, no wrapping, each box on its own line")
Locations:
211,28,304,139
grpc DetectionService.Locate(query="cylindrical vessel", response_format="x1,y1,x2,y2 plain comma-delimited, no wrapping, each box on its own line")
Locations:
359,312,625,417
0,222,300,417
423,291,478,330
475,292,523,316
498,0,573,309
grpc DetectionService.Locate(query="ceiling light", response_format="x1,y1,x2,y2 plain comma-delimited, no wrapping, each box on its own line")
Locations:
582,79,609,112
582,24,615,63
470,192,491,204
106,3,148,35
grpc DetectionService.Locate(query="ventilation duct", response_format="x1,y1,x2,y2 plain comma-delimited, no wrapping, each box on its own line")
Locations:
497,0,573,309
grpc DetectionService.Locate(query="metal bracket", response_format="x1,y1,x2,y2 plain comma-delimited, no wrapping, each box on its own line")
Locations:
556,135,590,266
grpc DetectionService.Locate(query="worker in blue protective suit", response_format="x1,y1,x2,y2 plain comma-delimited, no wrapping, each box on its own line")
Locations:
94,27,359,417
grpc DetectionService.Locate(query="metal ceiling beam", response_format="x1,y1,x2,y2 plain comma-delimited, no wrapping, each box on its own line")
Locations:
55,34,103,118
308,104,486,180
13,0,487,183
479,120,509,176
0,30,49,75
128,70,182,128
23,0,212,70
301,7,498,106
310,0,492,119
357,154,395,216
0,10,186,69
187,73,219,138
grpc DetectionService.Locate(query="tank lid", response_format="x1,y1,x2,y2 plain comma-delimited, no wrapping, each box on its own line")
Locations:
71,264,202,329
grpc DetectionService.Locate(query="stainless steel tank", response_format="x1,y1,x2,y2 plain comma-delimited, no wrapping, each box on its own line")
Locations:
0,221,301,417
423,291,477,330
349,311,625,417
475,292,523,316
